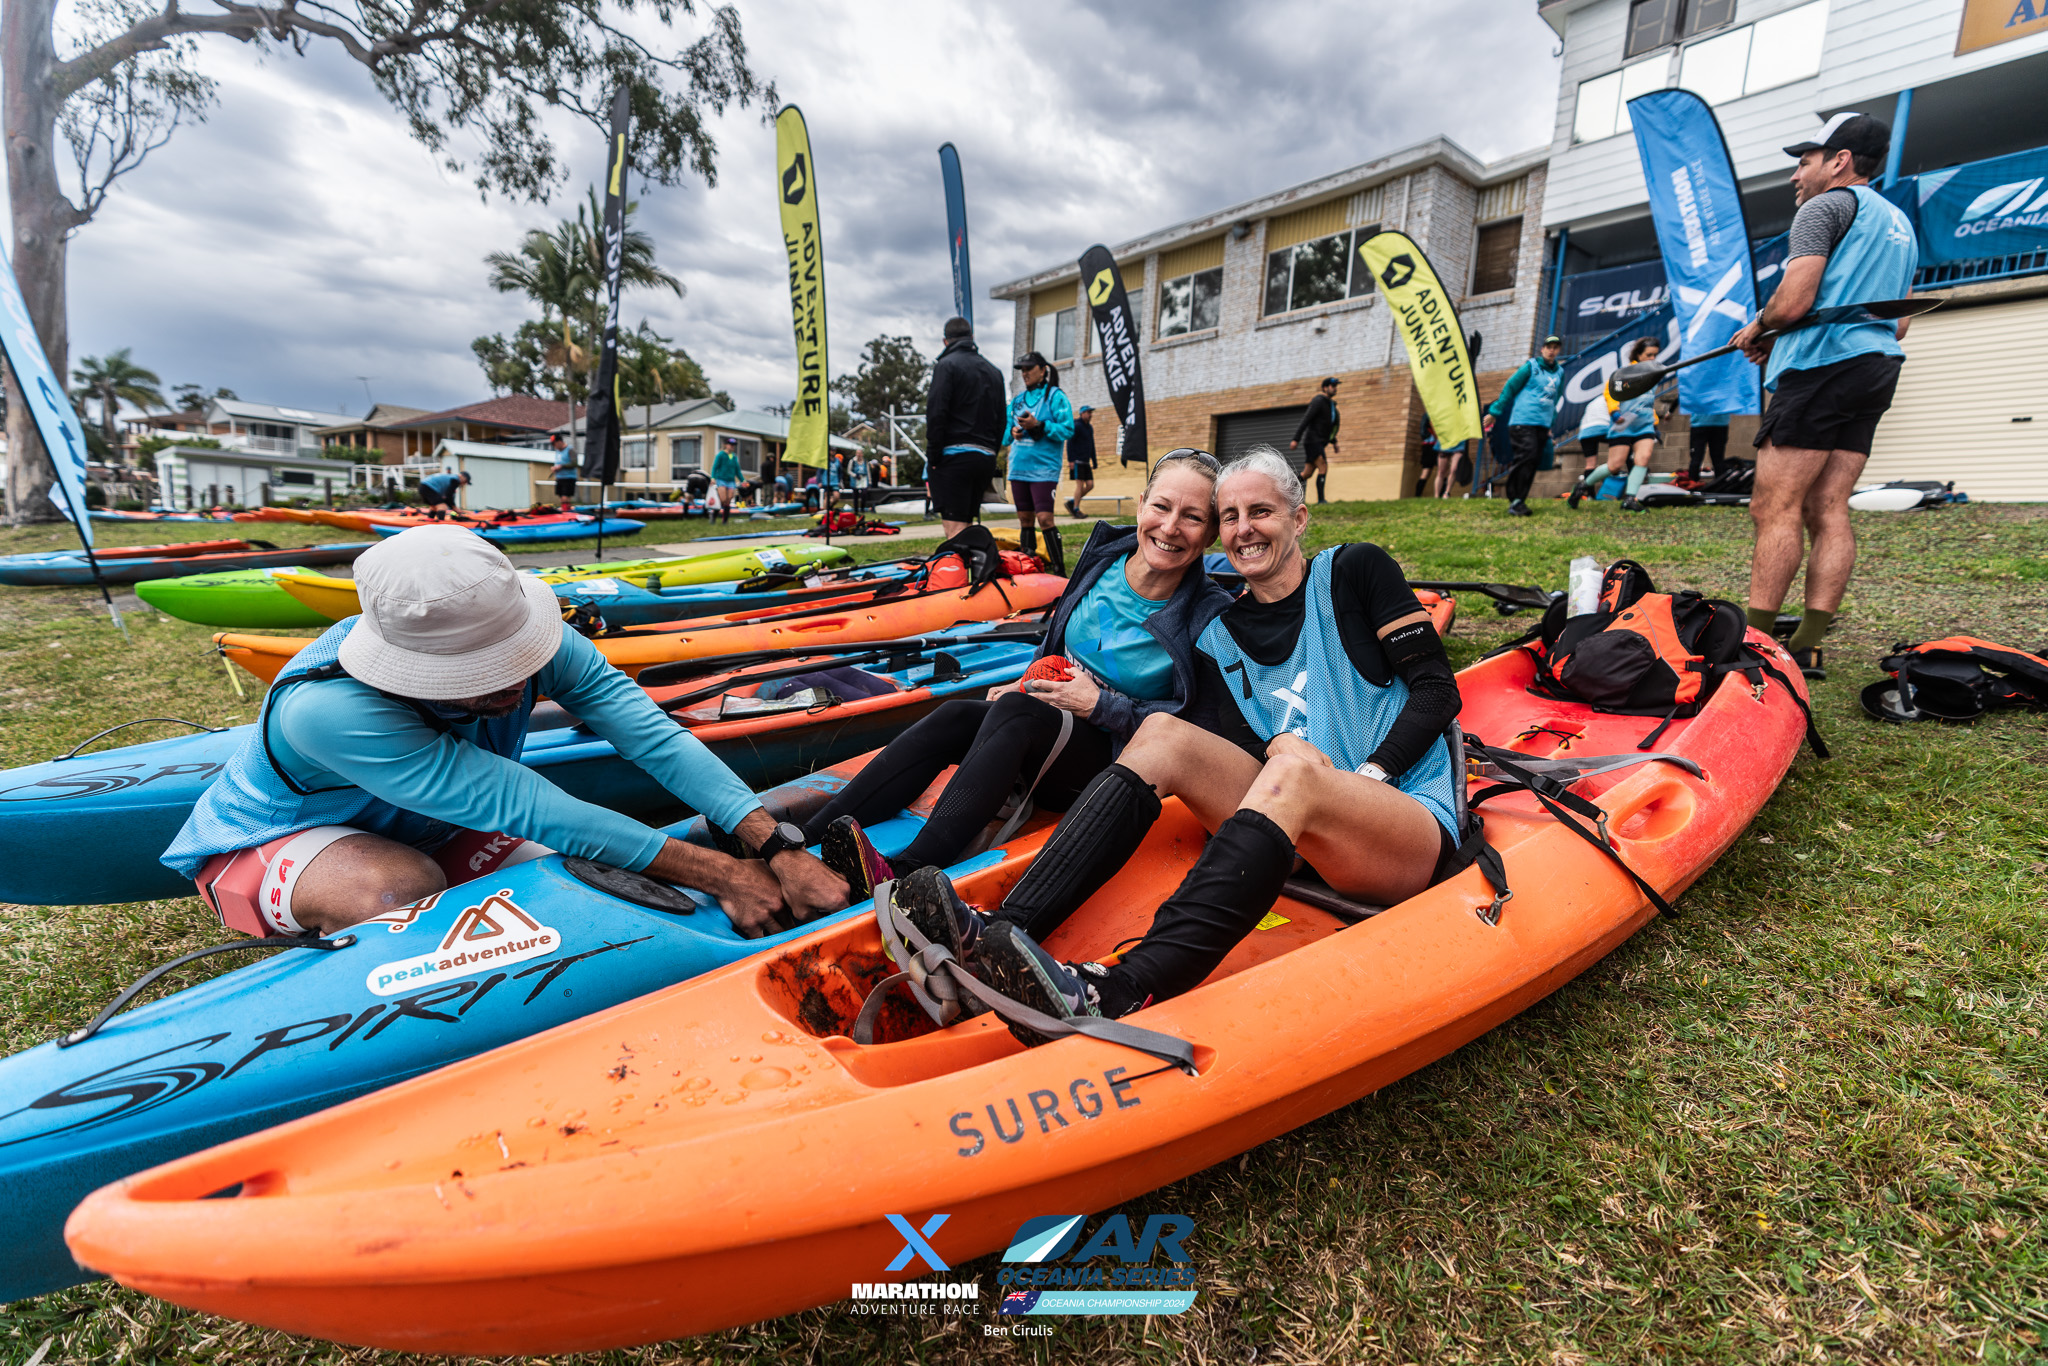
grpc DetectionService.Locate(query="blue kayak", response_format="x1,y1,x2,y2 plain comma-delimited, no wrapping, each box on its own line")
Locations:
369,516,646,546
0,542,373,588
0,628,1035,906
0,761,1034,1302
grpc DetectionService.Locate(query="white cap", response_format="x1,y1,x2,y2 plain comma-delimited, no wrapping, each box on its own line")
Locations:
337,525,563,699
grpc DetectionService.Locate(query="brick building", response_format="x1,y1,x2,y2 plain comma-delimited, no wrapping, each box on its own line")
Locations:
991,136,1550,501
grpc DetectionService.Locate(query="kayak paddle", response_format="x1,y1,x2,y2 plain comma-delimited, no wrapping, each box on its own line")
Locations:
1606,296,1944,401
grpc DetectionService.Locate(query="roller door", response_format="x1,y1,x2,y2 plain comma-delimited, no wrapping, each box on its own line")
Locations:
1216,406,1310,467
1864,293,2048,501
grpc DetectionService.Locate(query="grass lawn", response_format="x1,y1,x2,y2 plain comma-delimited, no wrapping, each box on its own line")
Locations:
2,497,2045,1364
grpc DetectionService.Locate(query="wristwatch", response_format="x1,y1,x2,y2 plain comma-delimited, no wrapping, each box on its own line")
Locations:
1356,761,1390,783
752,821,808,862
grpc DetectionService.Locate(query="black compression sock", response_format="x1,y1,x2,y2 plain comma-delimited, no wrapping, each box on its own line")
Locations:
1316,474,1327,503
1042,526,1064,576
1019,525,1037,558
999,764,1160,942
1113,808,1296,1005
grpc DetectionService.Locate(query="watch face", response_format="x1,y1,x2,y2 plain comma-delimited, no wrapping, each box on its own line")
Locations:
775,822,806,847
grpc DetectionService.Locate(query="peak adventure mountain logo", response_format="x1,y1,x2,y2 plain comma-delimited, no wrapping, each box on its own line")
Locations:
782,153,809,206
364,890,561,996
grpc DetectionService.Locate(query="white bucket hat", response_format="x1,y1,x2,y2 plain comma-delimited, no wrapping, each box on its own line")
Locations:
337,525,563,699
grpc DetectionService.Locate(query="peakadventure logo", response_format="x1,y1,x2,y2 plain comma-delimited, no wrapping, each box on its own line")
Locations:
992,1213,1198,1318
364,890,561,996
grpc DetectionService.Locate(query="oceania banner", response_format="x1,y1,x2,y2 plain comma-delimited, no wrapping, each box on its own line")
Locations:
1079,245,1148,467
580,86,631,487
776,105,830,469
1353,230,1482,448
1628,88,1759,419
1890,143,2048,264
939,143,973,329
0,251,94,542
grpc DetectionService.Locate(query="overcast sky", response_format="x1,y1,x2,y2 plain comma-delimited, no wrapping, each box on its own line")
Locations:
39,0,1563,419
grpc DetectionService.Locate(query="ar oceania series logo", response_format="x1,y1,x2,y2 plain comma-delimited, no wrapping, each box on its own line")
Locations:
994,1213,1199,1316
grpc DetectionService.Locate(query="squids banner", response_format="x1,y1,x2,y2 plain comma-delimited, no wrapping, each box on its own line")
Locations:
580,86,631,487
1354,230,1482,448
1627,87,1760,419
939,143,973,328
776,105,829,469
1079,245,1148,467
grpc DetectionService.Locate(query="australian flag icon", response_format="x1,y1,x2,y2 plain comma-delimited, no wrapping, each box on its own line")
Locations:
999,1289,1041,1316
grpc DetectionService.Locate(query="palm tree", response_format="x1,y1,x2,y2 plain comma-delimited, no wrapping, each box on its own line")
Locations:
72,349,166,457
485,194,682,435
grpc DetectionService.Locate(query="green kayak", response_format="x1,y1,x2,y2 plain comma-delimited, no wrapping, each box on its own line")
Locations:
135,567,333,629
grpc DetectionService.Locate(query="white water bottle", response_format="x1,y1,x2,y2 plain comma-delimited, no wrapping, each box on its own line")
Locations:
1568,556,1601,618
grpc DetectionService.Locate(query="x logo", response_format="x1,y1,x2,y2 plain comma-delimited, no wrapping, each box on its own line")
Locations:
885,1213,951,1272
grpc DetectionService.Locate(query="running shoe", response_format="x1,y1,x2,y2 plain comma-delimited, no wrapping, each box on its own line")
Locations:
705,821,751,861
890,867,991,1019
1507,499,1532,518
1790,646,1826,681
1620,496,1645,512
821,816,893,901
1567,483,1586,509
1063,498,1079,516
975,920,1102,1048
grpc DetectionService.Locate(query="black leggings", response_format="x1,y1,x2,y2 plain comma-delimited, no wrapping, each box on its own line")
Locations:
1503,424,1547,501
1688,424,1728,479
801,692,1115,874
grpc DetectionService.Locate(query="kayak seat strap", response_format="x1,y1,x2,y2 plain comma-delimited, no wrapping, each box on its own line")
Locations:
60,932,358,1048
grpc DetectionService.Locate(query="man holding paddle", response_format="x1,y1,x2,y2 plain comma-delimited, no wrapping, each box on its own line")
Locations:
1728,113,1918,677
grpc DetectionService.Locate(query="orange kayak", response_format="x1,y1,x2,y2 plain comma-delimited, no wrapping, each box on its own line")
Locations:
231,507,320,524
217,572,1073,685
64,631,1807,1354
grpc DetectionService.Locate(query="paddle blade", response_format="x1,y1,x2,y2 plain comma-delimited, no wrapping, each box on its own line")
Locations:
1606,362,1667,402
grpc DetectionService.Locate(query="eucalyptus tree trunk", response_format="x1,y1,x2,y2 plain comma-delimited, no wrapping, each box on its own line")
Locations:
2,0,84,524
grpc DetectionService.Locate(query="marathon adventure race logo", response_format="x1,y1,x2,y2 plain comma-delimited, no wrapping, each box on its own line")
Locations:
847,1213,982,1319
365,890,561,996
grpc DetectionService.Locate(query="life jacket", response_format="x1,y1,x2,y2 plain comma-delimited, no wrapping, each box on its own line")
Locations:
807,510,900,536
1863,636,2048,722
1517,559,1826,754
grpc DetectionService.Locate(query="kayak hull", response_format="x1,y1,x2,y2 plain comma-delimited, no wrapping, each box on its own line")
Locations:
62,634,1808,1352
0,542,371,588
135,568,334,628
1,760,1049,1303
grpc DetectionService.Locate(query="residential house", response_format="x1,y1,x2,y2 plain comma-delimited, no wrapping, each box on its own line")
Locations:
313,404,432,463
202,399,356,459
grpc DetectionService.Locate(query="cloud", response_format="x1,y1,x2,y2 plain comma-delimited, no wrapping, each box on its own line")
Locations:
34,0,1559,416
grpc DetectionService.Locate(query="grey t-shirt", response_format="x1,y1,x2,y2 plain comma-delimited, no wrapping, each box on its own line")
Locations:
1787,187,1858,260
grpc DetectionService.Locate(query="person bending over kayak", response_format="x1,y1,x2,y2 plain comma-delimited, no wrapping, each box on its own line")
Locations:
162,526,848,939
804,450,1231,890
892,446,1463,1044
417,469,470,518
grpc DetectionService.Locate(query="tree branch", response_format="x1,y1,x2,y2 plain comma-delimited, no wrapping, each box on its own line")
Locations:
54,3,271,100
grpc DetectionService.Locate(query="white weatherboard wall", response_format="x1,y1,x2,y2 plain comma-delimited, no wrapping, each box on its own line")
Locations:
1864,295,2048,501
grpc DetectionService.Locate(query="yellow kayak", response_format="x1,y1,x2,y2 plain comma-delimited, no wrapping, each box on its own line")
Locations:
277,544,855,622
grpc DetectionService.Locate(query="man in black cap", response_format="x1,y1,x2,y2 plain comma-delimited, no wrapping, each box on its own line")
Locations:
923,316,1008,538
1289,376,1341,504
1728,112,1918,679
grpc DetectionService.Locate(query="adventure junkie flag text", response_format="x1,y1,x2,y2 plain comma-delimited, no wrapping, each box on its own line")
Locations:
581,86,632,486
777,105,829,470
1079,245,1147,467
1355,231,1482,448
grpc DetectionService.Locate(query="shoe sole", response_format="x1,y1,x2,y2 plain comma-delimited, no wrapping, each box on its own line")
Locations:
893,869,991,1018
821,819,890,901
975,923,1071,1048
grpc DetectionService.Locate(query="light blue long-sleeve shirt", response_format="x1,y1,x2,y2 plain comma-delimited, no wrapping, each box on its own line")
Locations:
1005,383,1075,483
162,623,762,876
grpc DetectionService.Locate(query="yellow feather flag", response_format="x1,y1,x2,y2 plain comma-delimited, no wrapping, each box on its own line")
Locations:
1354,230,1483,449
775,105,829,469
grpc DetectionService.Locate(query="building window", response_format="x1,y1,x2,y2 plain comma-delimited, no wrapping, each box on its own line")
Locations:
1472,219,1522,295
1263,225,1378,317
1626,0,1735,56
1157,266,1223,337
622,437,650,469
669,435,702,478
1571,54,1671,143
738,438,761,475
1033,306,1077,362
1675,0,1827,106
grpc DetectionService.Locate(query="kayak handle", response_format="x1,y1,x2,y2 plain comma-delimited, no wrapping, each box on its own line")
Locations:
59,932,357,1047
55,716,231,761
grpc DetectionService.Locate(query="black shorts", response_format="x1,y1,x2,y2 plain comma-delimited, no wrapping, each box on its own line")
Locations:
1068,463,1094,482
1755,352,1904,456
926,450,996,522
1300,441,1329,469
554,476,578,498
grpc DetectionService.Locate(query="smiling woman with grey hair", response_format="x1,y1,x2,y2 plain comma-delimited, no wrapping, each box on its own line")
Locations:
893,446,1470,1047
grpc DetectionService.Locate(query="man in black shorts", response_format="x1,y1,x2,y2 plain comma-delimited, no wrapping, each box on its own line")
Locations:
923,316,1007,538
1064,404,1097,516
1288,376,1340,504
1730,113,1918,678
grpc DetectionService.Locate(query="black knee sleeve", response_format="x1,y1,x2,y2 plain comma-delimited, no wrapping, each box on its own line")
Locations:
1113,808,1295,1005
1019,525,1037,557
998,763,1161,941
1042,526,1064,576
